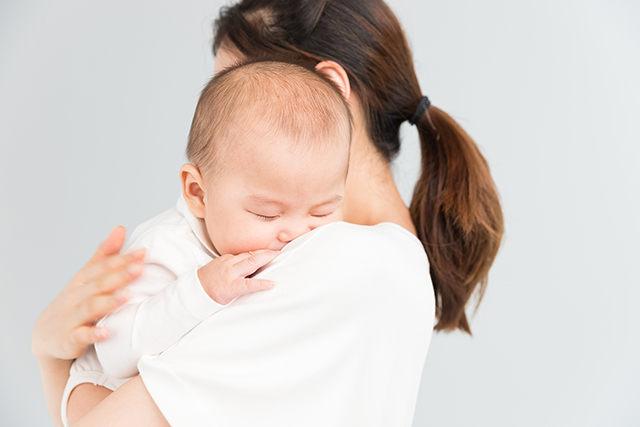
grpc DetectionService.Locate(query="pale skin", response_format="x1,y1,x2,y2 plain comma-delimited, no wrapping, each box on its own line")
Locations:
32,46,416,427
186,126,349,306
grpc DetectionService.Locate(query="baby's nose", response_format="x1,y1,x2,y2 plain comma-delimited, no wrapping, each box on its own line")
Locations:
278,222,312,243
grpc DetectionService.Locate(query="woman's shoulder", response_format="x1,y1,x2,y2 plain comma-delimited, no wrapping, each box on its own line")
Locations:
261,221,433,305
280,221,429,271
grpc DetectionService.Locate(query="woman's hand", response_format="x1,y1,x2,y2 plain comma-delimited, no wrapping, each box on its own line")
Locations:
32,226,145,427
32,226,145,362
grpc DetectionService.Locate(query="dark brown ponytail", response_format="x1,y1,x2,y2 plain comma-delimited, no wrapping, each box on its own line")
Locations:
213,0,504,333
410,106,503,332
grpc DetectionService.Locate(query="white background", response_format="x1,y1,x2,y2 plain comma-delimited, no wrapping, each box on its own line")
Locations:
1,1,639,425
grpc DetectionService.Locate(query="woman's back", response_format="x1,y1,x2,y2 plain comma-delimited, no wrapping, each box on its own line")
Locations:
138,222,435,427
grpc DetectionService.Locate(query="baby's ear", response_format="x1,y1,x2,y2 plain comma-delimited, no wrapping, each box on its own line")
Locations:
315,60,351,102
180,164,206,219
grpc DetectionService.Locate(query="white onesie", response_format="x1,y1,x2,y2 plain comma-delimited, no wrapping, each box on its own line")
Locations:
61,195,225,427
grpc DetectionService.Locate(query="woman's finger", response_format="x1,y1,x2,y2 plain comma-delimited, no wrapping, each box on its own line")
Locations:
68,327,109,355
75,292,130,325
87,226,127,266
232,250,280,277
88,261,143,295
230,278,275,299
76,249,145,288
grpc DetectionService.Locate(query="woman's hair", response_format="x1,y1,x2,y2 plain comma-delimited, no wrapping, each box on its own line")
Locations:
213,0,504,334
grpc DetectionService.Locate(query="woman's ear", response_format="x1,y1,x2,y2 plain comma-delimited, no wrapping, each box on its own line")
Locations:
180,164,206,219
315,60,351,102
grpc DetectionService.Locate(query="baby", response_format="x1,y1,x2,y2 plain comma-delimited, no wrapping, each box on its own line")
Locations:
62,60,351,424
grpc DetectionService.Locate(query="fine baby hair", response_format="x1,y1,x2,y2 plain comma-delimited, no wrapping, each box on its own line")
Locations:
213,0,504,333
186,59,352,179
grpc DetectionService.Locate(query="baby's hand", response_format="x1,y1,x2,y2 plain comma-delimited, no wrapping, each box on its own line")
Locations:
197,250,280,305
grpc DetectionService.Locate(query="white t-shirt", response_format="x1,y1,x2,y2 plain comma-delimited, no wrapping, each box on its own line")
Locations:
61,196,225,427
138,221,435,427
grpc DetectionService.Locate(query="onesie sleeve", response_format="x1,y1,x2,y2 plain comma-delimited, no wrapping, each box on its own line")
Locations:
94,228,225,379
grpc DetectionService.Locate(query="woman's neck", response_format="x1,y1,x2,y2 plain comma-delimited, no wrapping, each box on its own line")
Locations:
342,126,417,235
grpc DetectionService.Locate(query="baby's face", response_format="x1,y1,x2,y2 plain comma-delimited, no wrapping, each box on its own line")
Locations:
202,135,348,255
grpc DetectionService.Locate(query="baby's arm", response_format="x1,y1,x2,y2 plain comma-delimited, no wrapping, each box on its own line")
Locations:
95,229,279,379
95,260,219,379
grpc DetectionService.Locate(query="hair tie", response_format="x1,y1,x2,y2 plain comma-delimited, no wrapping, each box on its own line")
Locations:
409,96,431,125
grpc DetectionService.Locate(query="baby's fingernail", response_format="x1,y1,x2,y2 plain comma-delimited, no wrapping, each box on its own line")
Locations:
113,288,130,303
266,281,275,288
127,263,142,276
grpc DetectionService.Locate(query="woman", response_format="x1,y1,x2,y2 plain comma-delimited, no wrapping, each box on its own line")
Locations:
32,0,503,425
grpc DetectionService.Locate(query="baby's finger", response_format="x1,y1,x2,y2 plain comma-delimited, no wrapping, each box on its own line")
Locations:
232,249,276,263
230,278,275,299
232,250,280,277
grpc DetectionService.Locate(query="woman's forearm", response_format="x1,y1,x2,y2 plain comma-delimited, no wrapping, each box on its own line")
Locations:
37,358,73,427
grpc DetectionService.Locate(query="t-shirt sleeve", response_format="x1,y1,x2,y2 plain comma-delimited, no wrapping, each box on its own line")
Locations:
94,228,225,379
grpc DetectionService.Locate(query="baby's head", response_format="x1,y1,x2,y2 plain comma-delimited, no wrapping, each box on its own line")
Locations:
180,60,352,255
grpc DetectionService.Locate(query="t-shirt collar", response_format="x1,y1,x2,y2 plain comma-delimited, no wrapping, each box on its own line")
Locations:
176,193,218,258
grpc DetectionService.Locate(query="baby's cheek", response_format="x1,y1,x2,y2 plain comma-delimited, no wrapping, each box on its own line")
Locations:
227,224,274,255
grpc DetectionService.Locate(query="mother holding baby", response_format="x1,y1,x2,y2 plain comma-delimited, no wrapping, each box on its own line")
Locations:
33,0,503,425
